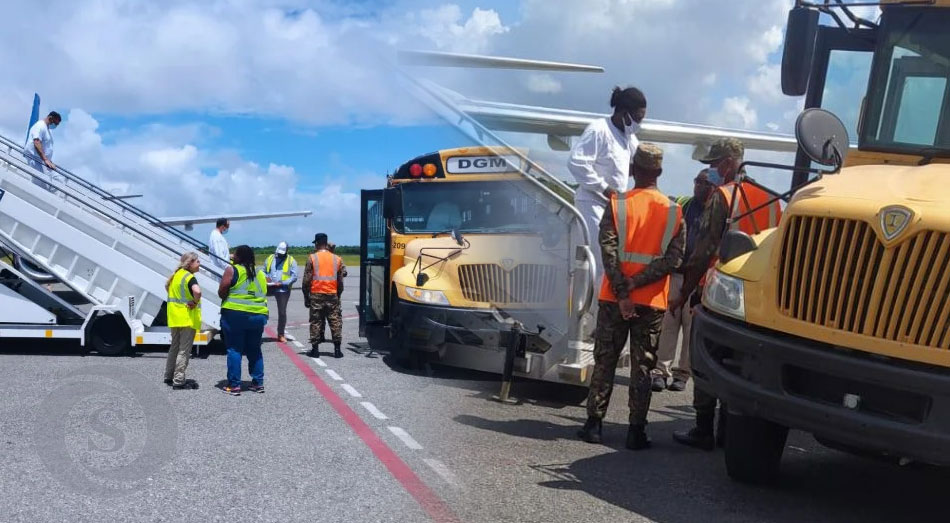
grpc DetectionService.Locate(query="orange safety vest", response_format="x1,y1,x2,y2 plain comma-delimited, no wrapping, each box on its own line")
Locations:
698,182,783,287
309,251,341,294
718,181,782,235
599,188,682,310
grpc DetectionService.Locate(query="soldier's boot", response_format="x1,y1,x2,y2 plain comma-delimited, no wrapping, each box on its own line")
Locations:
577,417,602,444
672,412,715,451
625,424,651,451
334,342,343,359
309,344,320,358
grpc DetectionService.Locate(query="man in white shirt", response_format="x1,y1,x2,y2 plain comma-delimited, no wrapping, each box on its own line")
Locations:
567,87,647,296
25,111,62,190
209,218,231,269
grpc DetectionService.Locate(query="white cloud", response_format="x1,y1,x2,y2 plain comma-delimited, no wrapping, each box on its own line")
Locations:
748,64,783,103
47,109,362,245
712,97,758,129
404,5,508,54
525,74,562,94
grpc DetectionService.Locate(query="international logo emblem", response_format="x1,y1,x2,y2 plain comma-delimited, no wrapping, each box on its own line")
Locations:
880,206,912,241
500,258,515,271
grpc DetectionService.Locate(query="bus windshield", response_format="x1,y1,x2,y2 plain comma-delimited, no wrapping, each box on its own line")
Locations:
861,9,950,157
393,180,555,234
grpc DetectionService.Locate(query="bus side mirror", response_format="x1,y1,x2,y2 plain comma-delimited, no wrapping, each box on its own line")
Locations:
382,187,401,219
781,7,820,96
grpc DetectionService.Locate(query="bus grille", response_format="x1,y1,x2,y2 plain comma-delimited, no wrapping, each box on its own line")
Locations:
777,216,950,349
458,264,558,304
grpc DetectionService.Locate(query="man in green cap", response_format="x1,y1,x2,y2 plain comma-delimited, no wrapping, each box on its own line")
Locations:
578,142,686,450
671,136,781,450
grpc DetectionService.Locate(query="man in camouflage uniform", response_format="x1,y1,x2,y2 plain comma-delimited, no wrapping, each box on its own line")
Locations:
671,137,744,451
578,143,686,450
302,233,347,358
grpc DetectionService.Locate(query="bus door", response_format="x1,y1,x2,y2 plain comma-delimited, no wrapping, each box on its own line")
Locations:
359,190,390,338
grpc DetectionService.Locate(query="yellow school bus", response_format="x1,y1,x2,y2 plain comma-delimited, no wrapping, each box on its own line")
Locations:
359,146,598,385
692,1,950,483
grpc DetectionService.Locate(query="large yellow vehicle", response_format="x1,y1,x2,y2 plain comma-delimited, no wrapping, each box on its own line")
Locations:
358,146,598,385
692,0,950,483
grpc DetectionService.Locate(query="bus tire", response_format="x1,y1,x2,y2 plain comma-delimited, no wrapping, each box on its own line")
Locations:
89,314,132,356
725,413,789,484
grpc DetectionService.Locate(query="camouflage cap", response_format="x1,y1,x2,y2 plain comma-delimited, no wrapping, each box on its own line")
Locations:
699,137,745,164
632,143,664,170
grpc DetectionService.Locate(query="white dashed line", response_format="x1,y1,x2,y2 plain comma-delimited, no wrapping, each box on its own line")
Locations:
388,426,423,450
293,340,303,348
341,384,362,398
325,369,343,381
311,357,327,367
360,402,388,420
423,458,461,488
343,316,359,322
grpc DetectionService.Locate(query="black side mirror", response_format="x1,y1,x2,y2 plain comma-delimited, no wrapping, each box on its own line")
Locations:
382,187,401,219
795,108,850,170
781,7,820,96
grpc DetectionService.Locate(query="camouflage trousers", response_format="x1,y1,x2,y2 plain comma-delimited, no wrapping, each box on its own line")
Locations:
586,301,664,425
310,293,343,344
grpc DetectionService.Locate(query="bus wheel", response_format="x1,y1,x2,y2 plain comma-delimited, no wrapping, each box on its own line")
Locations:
725,413,788,484
90,314,132,356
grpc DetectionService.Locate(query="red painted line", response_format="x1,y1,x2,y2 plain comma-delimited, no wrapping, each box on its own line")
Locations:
266,327,459,523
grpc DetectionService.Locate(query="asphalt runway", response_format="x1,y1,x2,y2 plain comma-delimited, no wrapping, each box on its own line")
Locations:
1,274,948,522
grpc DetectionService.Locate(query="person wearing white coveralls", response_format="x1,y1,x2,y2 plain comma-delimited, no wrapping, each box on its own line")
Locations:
567,86,647,324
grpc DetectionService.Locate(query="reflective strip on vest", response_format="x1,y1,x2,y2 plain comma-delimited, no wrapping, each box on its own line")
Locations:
222,264,269,315
310,252,340,294
265,254,293,282
599,189,681,309
616,192,680,265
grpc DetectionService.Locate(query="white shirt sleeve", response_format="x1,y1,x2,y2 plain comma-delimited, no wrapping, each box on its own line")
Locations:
209,231,229,268
567,123,609,197
28,123,48,153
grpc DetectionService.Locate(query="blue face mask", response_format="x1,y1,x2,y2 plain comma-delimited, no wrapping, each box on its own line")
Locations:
222,228,229,235
49,123,58,130
707,167,724,186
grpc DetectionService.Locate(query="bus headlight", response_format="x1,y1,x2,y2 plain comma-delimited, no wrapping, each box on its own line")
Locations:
703,270,745,320
405,286,450,306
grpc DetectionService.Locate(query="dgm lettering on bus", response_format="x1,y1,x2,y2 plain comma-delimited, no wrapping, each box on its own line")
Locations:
690,1,950,485
358,147,600,386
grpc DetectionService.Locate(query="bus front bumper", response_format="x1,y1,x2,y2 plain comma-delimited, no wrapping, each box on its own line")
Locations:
393,299,558,355
691,306,950,466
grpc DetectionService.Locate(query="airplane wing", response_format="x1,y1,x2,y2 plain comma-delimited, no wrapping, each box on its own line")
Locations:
455,96,798,156
158,210,312,231
400,50,798,157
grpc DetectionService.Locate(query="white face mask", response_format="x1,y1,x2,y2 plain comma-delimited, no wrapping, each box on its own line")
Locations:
621,112,640,138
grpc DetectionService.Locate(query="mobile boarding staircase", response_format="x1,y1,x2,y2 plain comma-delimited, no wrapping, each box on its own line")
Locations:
0,133,226,354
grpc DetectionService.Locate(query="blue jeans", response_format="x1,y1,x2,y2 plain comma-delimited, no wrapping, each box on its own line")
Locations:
221,309,267,388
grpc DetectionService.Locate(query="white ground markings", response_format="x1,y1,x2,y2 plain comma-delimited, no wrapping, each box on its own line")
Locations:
360,401,389,420
423,458,462,488
296,334,460,489
341,383,362,398
388,426,423,450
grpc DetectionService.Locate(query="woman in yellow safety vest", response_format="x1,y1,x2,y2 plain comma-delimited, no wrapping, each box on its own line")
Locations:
164,252,202,390
218,245,269,396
